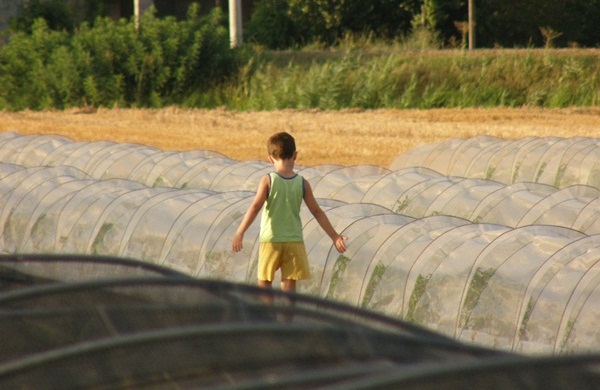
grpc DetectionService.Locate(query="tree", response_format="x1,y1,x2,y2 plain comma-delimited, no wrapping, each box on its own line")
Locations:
246,0,298,48
12,0,76,32
246,0,420,49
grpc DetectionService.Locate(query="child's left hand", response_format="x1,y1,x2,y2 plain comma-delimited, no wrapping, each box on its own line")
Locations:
334,235,348,253
232,232,244,252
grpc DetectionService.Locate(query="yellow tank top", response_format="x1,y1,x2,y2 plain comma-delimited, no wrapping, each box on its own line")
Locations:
259,172,305,242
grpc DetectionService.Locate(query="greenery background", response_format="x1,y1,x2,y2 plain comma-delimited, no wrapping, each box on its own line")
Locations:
0,0,599,111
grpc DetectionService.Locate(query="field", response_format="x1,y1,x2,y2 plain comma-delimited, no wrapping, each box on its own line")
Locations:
1,107,600,167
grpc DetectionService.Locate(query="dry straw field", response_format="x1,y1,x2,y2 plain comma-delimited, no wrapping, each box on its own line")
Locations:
1,107,600,167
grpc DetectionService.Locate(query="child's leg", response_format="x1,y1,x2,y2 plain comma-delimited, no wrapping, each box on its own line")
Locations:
281,278,296,292
279,243,310,282
258,280,273,289
258,243,282,287
279,243,307,322
280,278,297,322
258,279,274,305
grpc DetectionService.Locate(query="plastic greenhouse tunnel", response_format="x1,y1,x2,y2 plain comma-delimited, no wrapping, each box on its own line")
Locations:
0,254,598,389
0,132,599,360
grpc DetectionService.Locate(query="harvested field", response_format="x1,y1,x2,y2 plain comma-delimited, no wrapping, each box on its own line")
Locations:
1,107,600,167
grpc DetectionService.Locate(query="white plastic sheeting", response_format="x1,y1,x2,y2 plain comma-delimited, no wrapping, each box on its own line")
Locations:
1,132,600,355
391,136,600,189
5,133,600,232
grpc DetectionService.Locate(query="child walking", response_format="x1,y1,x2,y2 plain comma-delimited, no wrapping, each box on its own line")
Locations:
232,132,347,294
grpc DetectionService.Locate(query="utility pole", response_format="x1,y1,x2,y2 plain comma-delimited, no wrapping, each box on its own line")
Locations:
229,0,242,48
468,0,475,50
134,0,140,31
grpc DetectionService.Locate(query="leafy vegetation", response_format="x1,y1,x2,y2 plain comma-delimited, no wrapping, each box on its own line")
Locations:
0,5,240,110
228,48,600,110
326,254,350,299
460,267,496,328
10,0,112,34
245,0,600,49
361,260,389,308
1,2,599,111
406,273,431,321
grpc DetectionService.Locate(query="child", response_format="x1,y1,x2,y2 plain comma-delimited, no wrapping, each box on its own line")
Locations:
232,132,347,294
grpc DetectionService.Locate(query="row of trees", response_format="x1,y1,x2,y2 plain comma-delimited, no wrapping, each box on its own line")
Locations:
9,0,107,33
245,0,600,49
7,0,600,49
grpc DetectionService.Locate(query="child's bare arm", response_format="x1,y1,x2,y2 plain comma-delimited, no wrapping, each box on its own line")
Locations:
303,180,347,253
232,175,269,252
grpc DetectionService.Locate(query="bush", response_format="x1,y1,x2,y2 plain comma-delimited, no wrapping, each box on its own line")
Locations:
245,0,298,49
0,5,240,110
0,19,72,110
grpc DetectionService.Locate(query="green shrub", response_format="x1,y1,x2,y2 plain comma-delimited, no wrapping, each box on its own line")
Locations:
0,5,240,110
0,19,72,110
246,0,298,49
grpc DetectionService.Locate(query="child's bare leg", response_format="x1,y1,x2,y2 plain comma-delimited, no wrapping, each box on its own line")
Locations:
258,280,274,305
259,280,273,289
281,279,296,292
280,279,296,322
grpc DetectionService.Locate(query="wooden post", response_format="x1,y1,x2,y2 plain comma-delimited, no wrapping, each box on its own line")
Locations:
229,0,242,48
468,0,475,50
134,0,140,31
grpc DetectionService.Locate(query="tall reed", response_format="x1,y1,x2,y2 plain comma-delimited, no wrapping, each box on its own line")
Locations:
225,48,600,110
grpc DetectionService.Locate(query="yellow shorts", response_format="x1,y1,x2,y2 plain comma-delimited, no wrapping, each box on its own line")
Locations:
258,242,310,282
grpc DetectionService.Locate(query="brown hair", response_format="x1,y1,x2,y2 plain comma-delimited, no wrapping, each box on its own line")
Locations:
267,132,296,159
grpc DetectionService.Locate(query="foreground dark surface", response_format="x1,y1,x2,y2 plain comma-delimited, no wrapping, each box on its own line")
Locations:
0,254,598,389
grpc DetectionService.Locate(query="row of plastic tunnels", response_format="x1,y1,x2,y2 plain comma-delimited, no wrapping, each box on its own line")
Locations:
0,132,599,356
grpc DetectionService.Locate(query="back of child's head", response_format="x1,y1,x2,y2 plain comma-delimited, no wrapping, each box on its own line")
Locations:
267,132,296,159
